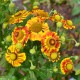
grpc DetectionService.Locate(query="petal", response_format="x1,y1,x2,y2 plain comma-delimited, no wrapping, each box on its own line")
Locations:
18,53,26,61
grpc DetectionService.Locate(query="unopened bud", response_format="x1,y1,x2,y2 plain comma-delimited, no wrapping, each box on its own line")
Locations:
53,10,57,14
16,42,23,49
5,46,8,49
33,1,39,6
3,22,8,29
6,35,12,42
9,2,15,8
60,36,65,43
1,41,5,44
53,67,58,72
56,22,62,28
29,60,36,70
75,42,80,47
30,46,36,54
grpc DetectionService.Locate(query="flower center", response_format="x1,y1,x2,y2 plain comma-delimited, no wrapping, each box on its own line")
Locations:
49,39,55,45
66,63,73,70
45,37,55,48
67,20,73,26
30,23,42,33
51,53,57,59
10,53,17,61
55,15,61,21
15,30,24,41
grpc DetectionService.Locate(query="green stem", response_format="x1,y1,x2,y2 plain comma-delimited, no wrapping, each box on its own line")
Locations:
66,38,77,43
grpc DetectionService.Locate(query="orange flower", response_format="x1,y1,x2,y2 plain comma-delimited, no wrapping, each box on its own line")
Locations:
12,27,29,45
5,45,26,67
62,20,75,29
41,31,61,56
60,58,73,74
9,10,30,24
31,6,49,20
26,17,49,41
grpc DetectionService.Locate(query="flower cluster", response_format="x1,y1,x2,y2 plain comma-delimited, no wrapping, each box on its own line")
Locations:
5,6,75,75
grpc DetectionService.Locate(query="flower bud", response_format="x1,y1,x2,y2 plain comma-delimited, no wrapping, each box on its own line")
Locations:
53,67,58,72
1,41,5,44
29,60,36,70
60,36,65,43
3,22,8,29
56,22,62,28
9,2,15,8
30,46,36,54
75,42,80,47
5,46,8,49
9,2,15,12
74,56,79,60
30,65,36,70
53,10,57,14
16,42,23,49
6,35,12,42
33,1,39,6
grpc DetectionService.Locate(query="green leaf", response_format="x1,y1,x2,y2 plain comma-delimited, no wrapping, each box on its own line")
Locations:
0,77,6,80
72,6,80,16
30,0,35,4
75,70,80,75
7,68,16,77
74,63,80,75
3,68,17,80
73,16,80,25
36,70,47,80
38,56,45,65
46,69,53,79
29,70,37,80
78,75,80,80
0,76,17,80
0,54,8,67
